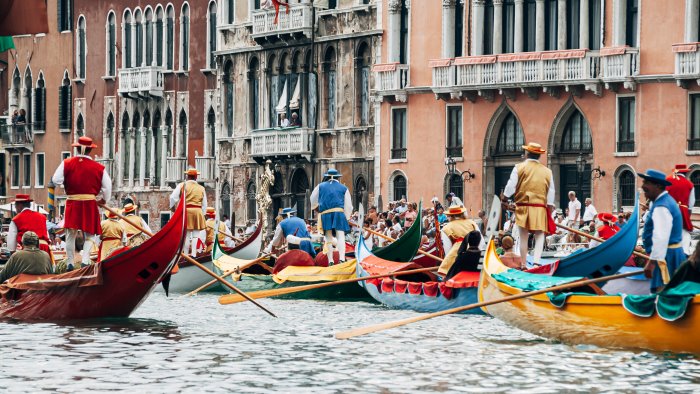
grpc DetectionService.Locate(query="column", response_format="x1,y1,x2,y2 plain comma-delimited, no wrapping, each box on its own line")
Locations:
493,0,503,54
138,127,147,187
686,0,700,42
536,0,545,51
160,127,169,187
149,129,156,183
388,0,402,63
612,0,626,46
514,0,524,52
128,128,136,189
472,0,485,55
442,0,456,58
557,0,567,50
579,0,589,49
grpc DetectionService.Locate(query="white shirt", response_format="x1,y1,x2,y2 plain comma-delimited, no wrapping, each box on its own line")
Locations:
309,179,353,219
280,118,290,127
649,192,674,261
448,196,464,207
503,159,556,206
582,204,598,222
7,207,32,251
568,199,581,222
51,155,112,203
169,180,207,212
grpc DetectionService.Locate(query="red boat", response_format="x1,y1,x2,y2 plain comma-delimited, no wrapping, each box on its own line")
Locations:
0,198,187,320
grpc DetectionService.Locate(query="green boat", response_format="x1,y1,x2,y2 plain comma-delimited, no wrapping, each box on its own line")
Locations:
372,201,423,262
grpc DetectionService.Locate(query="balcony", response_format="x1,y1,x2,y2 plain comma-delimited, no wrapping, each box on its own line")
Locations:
96,158,115,179
373,63,409,102
0,123,34,151
251,4,313,45
430,50,602,100
673,43,700,87
118,66,165,98
600,47,639,90
165,157,187,183
195,156,216,182
250,127,314,162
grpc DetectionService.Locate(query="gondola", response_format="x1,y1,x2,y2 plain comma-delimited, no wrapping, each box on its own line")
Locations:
0,198,187,320
371,202,423,263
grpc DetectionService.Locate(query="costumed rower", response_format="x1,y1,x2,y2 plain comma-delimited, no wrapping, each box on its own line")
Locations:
264,207,316,258
51,136,112,271
7,194,53,260
501,142,556,266
310,169,352,265
120,203,152,248
437,206,480,276
588,212,620,248
0,232,52,283
169,168,207,256
666,164,695,255
205,207,235,253
99,208,126,260
639,169,687,292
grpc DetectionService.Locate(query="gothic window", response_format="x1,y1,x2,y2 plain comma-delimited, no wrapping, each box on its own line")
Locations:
324,47,336,129
249,57,259,130
132,111,141,179
166,5,175,70
399,0,409,64
207,107,216,156
165,108,173,157
494,111,524,156
208,1,217,70
123,9,132,68
105,112,114,160
391,108,407,159
135,9,143,67
143,110,151,180
618,169,635,207
626,0,639,47
180,3,190,71
446,106,462,158
224,61,234,136
106,11,116,76
145,7,154,66
77,16,86,79
34,74,46,131
121,112,130,179
448,174,463,202
153,109,162,185
393,175,407,201
560,110,592,153
178,110,187,157
356,43,370,126
156,6,164,67
247,181,257,221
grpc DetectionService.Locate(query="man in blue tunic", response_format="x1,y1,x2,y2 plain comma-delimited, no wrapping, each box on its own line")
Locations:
638,169,687,292
310,169,352,265
264,207,316,258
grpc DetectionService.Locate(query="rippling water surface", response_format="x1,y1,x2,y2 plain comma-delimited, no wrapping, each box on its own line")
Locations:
1,293,699,392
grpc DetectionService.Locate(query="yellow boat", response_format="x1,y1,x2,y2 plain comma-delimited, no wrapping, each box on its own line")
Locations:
478,241,700,354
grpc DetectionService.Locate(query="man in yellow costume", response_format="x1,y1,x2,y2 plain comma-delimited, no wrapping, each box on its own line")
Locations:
437,206,480,276
120,203,152,248
99,209,126,261
170,168,207,256
502,142,556,266
204,207,235,253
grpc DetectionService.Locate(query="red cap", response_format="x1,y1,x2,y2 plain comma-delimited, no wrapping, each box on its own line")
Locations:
13,194,33,203
71,136,98,149
674,164,690,174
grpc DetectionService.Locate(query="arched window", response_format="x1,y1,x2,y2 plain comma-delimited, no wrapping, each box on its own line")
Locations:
134,9,143,67
560,110,592,153
34,73,46,131
166,5,175,70
356,42,370,126
121,112,130,179
123,9,132,68
494,112,524,156
692,170,700,208
291,169,309,219
59,72,72,130
180,3,190,71
208,1,217,70
226,0,235,24
249,57,259,129
11,67,20,110
224,60,234,136
165,108,173,157
178,110,187,157
221,182,232,220
23,67,32,124
153,109,162,185
145,7,154,66
618,169,635,208
155,6,164,67
447,173,463,202
106,11,116,76
132,111,141,180
105,112,115,160
393,175,407,201
206,107,216,156
323,47,337,129
77,16,86,79
247,181,257,221
143,110,151,181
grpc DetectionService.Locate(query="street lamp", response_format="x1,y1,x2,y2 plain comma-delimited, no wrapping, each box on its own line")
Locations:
445,156,476,193
576,154,587,199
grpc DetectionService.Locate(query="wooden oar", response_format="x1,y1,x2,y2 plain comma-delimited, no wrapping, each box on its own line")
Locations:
335,269,644,340
100,204,277,318
354,224,443,263
555,222,651,260
183,253,273,297
219,266,438,305
206,225,244,243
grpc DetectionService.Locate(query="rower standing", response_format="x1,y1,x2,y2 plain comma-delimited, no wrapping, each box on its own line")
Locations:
169,168,207,256
204,207,235,253
437,206,480,276
501,142,556,266
7,194,52,260
264,207,316,258
99,209,126,260
666,164,695,255
51,136,112,270
310,169,352,265
638,169,687,292
119,203,151,248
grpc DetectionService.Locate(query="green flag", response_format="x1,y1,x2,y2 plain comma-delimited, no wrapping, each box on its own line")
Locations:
0,36,14,53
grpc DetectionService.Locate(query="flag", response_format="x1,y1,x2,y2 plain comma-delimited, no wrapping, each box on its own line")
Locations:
262,0,290,25
433,201,445,258
0,0,49,36
0,37,14,53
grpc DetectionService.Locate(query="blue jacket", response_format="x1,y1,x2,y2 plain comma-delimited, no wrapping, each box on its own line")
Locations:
643,192,683,255
280,216,311,239
318,181,348,212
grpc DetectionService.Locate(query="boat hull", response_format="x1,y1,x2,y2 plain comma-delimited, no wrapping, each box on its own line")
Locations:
479,243,700,354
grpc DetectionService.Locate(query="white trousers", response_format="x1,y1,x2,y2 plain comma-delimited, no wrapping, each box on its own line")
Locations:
185,230,205,257
518,226,545,266
65,229,99,266
324,230,346,264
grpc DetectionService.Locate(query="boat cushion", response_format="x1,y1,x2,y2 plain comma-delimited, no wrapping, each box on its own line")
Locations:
492,269,582,292
272,250,315,274
444,271,480,288
423,282,439,297
621,280,700,321
273,259,356,284
394,279,408,294
438,283,453,299
381,278,395,293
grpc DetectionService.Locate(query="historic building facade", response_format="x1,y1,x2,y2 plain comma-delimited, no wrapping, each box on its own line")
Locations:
374,0,700,216
215,0,379,230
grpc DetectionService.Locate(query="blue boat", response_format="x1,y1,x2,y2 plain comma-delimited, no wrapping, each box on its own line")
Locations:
356,235,485,315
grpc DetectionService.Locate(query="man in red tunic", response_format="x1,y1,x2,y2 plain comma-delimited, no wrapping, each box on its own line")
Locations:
51,136,112,270
7,194,53,262
666,164,695,254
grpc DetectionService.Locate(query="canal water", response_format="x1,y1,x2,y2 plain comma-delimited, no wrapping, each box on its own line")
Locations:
1,293,699,392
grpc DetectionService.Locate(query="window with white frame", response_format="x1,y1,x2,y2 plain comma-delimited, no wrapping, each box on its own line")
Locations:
135,9,143,67
77,15,86,79
391,108,407,160
35,153,45,188
139,211,150,226
145,7,154,67
59,71,72,130
156,6,164,67
180,3,190,71
11,154,19,188
208,1,217,70
61,151,71,161
34,73,46,132
106,11,116,76
160,211,171,229
123,9,132,69
226,0,235,24
617,96,635,153
166,5,175,70
689,94,700,151
23,154,31,187
446,105,462,158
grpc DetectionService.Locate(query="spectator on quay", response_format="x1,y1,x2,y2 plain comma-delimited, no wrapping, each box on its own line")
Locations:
582,198,598,226
15,109,26,124
475,210,487,234
391,216,403,238
567,191,582,228
446,192,464,208
395,199,408,214
10,110,18,124
402,202,417,229
436,206,447,225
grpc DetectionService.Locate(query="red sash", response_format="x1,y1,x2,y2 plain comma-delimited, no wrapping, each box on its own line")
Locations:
517,202,557,234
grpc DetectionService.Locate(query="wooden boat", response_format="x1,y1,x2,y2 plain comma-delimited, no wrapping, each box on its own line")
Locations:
356,235,484,314
372,202,423,262
479,240,700,354
0,198,187,320
162,218,263,293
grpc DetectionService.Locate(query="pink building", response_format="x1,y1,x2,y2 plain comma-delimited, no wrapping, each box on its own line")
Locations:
373,0,700,217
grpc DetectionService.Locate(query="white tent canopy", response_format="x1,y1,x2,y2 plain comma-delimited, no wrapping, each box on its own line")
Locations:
289,78,301,110
275,79,288,114
0,202,49,215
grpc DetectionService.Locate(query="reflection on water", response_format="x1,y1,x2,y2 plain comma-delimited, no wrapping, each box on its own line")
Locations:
1,294,699,392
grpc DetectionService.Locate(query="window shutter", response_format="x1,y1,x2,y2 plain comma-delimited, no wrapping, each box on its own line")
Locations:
58,86,65,129
67,85,72,128
57,0,63,31
33,87,40,126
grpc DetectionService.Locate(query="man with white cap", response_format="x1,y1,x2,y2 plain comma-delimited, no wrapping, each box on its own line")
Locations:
170,168,207,256
52,136,112,270
264,207,316,258
310,169,352,265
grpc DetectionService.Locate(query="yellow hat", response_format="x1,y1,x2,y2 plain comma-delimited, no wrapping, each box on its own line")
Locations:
106,208,119,218
185,168,199,177
123,203,137,214
206,207,216,217
522,142,546,155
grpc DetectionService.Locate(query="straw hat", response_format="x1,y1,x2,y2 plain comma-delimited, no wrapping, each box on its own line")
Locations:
522,142,546,155
445,206,467,216
205,207,216,218
123,203,137,214
184,168,200,177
